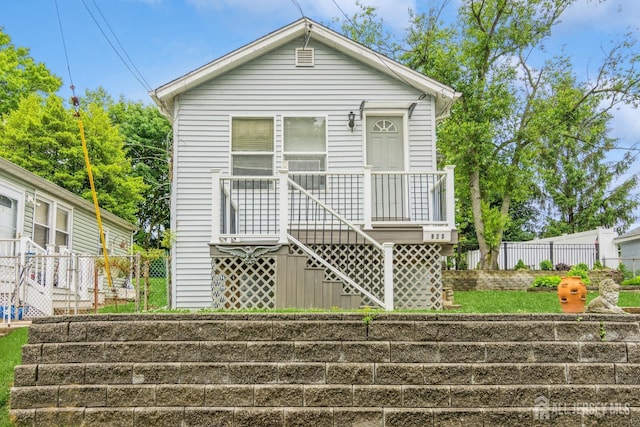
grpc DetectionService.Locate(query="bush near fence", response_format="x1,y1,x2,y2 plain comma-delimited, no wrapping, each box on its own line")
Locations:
443,270,623,291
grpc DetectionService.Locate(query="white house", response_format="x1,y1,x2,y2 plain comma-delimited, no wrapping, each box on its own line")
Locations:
151,18,460,311
1,156,137,318
614,227,640,274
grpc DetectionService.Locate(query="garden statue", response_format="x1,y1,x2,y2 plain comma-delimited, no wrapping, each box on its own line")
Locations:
585,278,626,314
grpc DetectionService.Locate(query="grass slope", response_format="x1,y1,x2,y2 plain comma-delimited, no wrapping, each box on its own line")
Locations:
0,328,28,427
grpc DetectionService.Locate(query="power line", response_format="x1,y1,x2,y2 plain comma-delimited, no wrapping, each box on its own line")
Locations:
79,0,152,92
54,0,75,88
290,0,305,19
89,0,152,91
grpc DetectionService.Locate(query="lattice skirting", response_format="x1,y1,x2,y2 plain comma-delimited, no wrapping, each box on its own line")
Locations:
211,243,443,310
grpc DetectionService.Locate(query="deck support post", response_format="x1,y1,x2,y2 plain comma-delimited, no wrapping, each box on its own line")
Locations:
382,242,394,311
445,165,456,229
363,165,373,230
278,167,289,244
211,169,221,244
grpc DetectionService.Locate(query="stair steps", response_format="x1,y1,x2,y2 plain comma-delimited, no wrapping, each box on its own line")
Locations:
10,313,640,426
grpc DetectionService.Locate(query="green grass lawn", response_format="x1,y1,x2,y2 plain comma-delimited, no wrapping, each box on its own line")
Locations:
448,290,640,313
99,277,168,314
0,328,28,427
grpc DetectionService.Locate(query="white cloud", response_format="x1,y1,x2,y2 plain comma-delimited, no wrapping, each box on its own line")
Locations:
609,103,640,147
559,0,640,33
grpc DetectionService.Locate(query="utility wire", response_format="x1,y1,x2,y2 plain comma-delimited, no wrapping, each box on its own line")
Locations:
53,0,115,291
290,0,305,18
54,0,75,88
89,0,152,91
79,0,152,92
329,0,415,90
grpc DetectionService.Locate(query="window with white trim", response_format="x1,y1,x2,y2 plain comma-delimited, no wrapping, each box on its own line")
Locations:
283,116,327,189
55,208,70,247
231,117,274,176
33,200,50,248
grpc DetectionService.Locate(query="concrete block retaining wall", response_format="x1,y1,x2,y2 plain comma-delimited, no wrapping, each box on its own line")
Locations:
443,270,624,291
9,312,640,426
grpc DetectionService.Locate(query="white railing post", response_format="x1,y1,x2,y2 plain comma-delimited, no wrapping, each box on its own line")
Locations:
382,242,394,311
278,165,289,244
445,165,456,229
211,169,221,244
363,165,373,229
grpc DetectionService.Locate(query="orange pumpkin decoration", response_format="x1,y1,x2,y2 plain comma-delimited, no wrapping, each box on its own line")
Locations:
557,276,587,313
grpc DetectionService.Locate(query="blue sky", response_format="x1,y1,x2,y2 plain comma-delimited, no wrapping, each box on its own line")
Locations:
1,0,639,227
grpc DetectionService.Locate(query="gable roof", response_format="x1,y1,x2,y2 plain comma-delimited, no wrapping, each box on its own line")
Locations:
0,157,137,231
151,18,461,122
614,226,640,244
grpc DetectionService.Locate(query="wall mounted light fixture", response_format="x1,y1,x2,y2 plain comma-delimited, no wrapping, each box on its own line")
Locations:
348,111,355,132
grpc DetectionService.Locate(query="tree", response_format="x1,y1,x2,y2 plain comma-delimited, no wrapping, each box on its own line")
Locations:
0,28,61,116
109,100,172,248
0,92,146,222
531,60,639,236
338,0,640,268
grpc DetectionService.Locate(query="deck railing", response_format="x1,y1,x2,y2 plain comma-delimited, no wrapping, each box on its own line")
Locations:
212,165,455,243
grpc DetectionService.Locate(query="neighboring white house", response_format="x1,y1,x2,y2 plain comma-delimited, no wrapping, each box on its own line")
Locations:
465,228,619,270
0,157,136,255
614,227,640,274
151,18,460,311
1,156,137,318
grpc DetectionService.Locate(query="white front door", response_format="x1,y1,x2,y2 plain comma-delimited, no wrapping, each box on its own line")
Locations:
366,116,406,220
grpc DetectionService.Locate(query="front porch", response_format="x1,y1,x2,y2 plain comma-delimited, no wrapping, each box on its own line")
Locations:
209,166,456,311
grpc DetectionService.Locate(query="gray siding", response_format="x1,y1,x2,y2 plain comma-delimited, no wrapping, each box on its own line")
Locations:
620,240,640,261
0,165,133,256
172,38,438,309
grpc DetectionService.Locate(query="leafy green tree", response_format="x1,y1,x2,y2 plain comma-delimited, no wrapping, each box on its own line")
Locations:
0,92,146,222
109,100,172,248
0,28,61,116
338,0,640,268
532,64,639,236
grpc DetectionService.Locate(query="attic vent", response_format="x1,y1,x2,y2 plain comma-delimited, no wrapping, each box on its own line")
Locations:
295,48,314,67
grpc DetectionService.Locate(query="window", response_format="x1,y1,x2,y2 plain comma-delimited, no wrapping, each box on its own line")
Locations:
231,117,274,176
284,116,327,189
33,200,50,248
55,208,70,247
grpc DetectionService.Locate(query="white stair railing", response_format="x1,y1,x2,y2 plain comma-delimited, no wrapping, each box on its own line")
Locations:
287,177,394,310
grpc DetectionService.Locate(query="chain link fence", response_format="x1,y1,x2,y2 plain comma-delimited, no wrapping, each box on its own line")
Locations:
1,252,170,322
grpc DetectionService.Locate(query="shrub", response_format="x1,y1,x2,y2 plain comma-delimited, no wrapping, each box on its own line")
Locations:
539,260,553,271
555,263,571,271
619,263,635,280
566,267,591,286
574,263,589,272
530,275,562,288
621,276,640,286
592,260,605,270
514,259,529,270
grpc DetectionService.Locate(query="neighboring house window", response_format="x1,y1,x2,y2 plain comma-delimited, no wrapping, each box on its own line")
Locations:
98,230,110,255
283,116,327,189
231,117,274,176
55,208,70,247
33,200,50,248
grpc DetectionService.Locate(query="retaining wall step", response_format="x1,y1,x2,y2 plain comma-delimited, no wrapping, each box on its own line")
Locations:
9,406,640,427
19,340,640,364
13,362,640,387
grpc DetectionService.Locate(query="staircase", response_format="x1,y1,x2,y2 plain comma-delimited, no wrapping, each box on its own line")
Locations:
10,313,640,426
